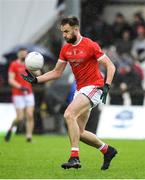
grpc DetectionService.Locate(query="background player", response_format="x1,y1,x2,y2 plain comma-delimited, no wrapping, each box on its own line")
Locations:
5,48,35,142
22,16,117,169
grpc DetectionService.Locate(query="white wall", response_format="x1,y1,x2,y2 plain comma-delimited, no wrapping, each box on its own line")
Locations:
0,103,16,132
0,0,58,63
97,105,145,139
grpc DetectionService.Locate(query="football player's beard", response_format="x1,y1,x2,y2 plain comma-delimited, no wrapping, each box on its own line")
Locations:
65,35,77,44
21,57,25,61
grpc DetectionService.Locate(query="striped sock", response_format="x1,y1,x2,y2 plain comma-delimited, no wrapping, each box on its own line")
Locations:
71,147,79,157
99,143,108,154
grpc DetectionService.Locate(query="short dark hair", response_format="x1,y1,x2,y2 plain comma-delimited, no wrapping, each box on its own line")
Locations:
17,47,28,52
60,16,79,27
116,12,124,18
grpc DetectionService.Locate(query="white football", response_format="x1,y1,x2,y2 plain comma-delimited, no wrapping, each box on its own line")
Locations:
25,51,44,71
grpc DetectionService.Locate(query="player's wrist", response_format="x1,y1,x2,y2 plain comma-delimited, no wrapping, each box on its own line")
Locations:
33,77,38,84
104,83,111,90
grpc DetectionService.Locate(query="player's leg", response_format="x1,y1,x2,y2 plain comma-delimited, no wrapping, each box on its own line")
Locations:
81,130,118,170
78,112,117,170
25,106,34,142
25,94,35,142
5,108,25,141
77,111,109,148
5,95,25,142
78,86,118,170
77,110,105,147
61,93,91,169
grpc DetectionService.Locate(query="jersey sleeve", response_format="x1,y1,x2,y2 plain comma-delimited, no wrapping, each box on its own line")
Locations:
59,46,68,62
8,62,16,73
92,41,105,61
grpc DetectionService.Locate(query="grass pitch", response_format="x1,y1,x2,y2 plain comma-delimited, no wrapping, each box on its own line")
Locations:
0,134,145,179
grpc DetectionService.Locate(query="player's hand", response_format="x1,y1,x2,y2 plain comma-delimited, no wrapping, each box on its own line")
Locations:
21,69,38,84
100,83,111,104
20,86,29,93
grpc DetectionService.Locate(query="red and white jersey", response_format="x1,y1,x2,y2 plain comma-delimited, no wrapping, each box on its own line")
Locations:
8,59,33,96
59,37,106,90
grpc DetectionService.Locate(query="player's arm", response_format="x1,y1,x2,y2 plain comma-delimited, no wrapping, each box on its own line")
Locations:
9,72,29,92
99,55,116,85
93,40,116,103
93,41,116,84
37,60,67,83
98,55,116,104
22,60,67,84
8,72,21,89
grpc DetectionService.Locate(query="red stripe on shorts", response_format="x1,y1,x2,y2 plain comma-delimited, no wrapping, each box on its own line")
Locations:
88,88,97,98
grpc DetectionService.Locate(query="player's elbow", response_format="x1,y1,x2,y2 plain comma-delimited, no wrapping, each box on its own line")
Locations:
111,63,116,75
107,59,116,74
8,78,13,86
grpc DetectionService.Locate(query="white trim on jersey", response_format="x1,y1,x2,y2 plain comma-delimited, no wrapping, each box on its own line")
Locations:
72,36,83,46
97,54,108,61
58,59,67,63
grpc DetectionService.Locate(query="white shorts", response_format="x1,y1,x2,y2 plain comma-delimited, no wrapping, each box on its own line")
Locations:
12,94,35,109
74,85,103,108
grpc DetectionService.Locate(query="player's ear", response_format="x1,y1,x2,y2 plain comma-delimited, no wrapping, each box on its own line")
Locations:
74,26,79,33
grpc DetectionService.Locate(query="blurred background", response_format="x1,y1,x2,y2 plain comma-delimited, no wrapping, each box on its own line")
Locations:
0,0,145,139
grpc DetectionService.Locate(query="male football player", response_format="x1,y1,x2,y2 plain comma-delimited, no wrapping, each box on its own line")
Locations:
22,16,117,169
5,48,35,142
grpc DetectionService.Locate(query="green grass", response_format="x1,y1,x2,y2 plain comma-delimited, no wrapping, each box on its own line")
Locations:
0,134,145,179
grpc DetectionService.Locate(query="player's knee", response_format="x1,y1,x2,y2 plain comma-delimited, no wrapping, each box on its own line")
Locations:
17,115,24,122
80,129,85,137
27,113,34,120
64,110,76,122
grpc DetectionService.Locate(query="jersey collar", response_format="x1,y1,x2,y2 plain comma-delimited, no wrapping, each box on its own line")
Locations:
72,36,83,46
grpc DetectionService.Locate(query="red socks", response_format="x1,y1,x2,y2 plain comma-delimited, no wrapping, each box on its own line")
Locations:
71,147,79,157
99,144,108,154
70,144,108,158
